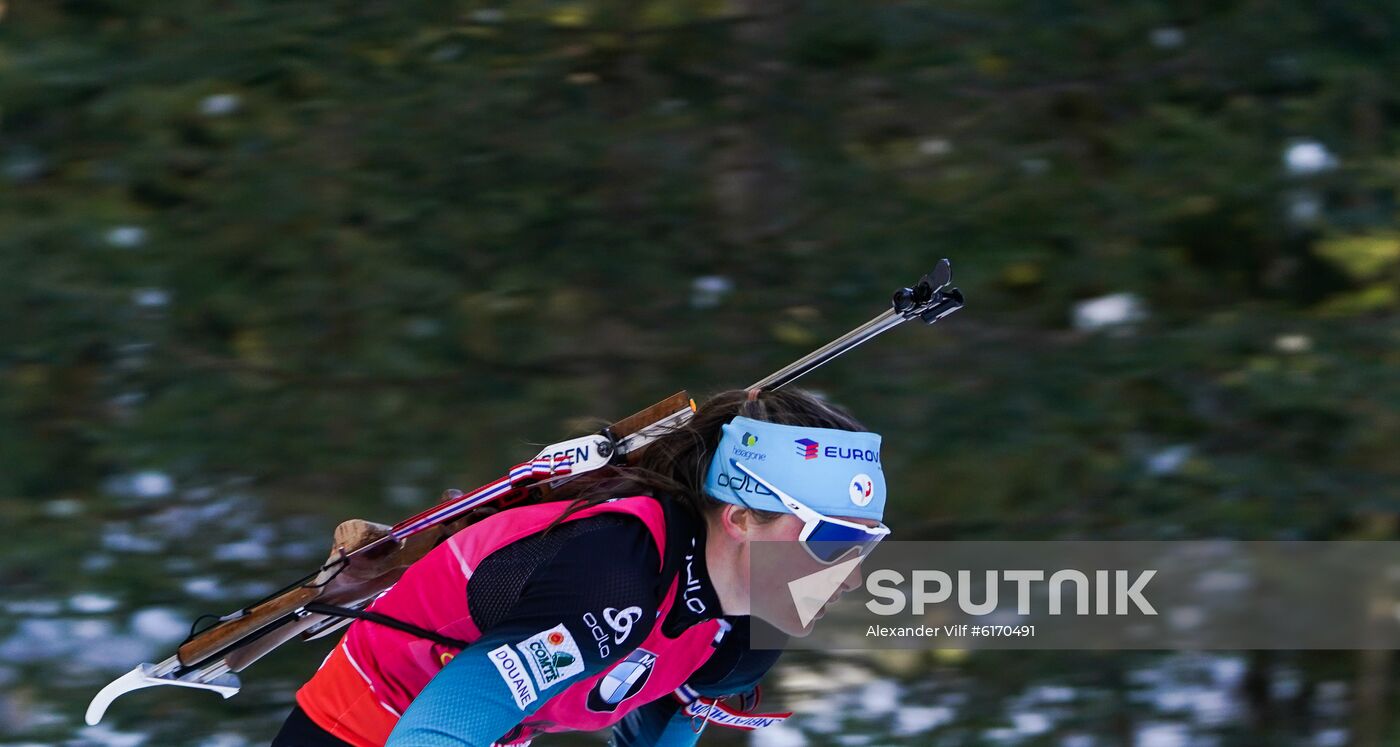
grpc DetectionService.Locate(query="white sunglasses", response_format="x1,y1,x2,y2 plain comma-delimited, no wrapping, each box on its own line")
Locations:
729,459,890,564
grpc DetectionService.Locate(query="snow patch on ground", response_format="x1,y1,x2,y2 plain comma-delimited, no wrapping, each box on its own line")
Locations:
1072,293,1147,331
70,593,120,613
104,226,147,248
1284,141,1336,175
78,723,148,747
131,608,188,642
893,705,954,735
752,721,809,747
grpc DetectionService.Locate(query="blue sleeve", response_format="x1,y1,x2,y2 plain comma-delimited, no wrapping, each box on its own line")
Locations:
611,617,785,747
610,698,701,747
387,516,661,747
387,625,595,746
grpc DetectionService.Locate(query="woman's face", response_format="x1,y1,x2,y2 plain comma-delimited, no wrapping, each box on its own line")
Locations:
743,512,876,637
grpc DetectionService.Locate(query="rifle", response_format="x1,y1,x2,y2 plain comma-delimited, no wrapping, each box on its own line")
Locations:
86,262,963,725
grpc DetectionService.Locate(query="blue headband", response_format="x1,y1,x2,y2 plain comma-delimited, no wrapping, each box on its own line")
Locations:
702,415,887,521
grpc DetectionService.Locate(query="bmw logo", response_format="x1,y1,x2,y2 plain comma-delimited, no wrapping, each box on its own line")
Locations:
586,649,657,712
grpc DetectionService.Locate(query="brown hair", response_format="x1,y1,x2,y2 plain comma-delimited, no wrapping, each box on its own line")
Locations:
543,388,869,528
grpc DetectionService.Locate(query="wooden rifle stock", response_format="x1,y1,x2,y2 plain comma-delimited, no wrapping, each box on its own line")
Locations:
177,391,693,668
612,391,692,445
177,586,320,667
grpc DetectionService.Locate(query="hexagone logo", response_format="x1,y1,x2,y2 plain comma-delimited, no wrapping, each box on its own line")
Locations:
794,438,820,459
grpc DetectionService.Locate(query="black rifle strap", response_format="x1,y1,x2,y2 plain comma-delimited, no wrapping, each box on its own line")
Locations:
303,603,469,649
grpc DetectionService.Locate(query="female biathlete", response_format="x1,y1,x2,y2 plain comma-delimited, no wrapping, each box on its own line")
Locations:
271,388,890,746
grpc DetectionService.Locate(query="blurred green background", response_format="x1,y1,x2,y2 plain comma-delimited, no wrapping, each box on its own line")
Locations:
2,1,1399,745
